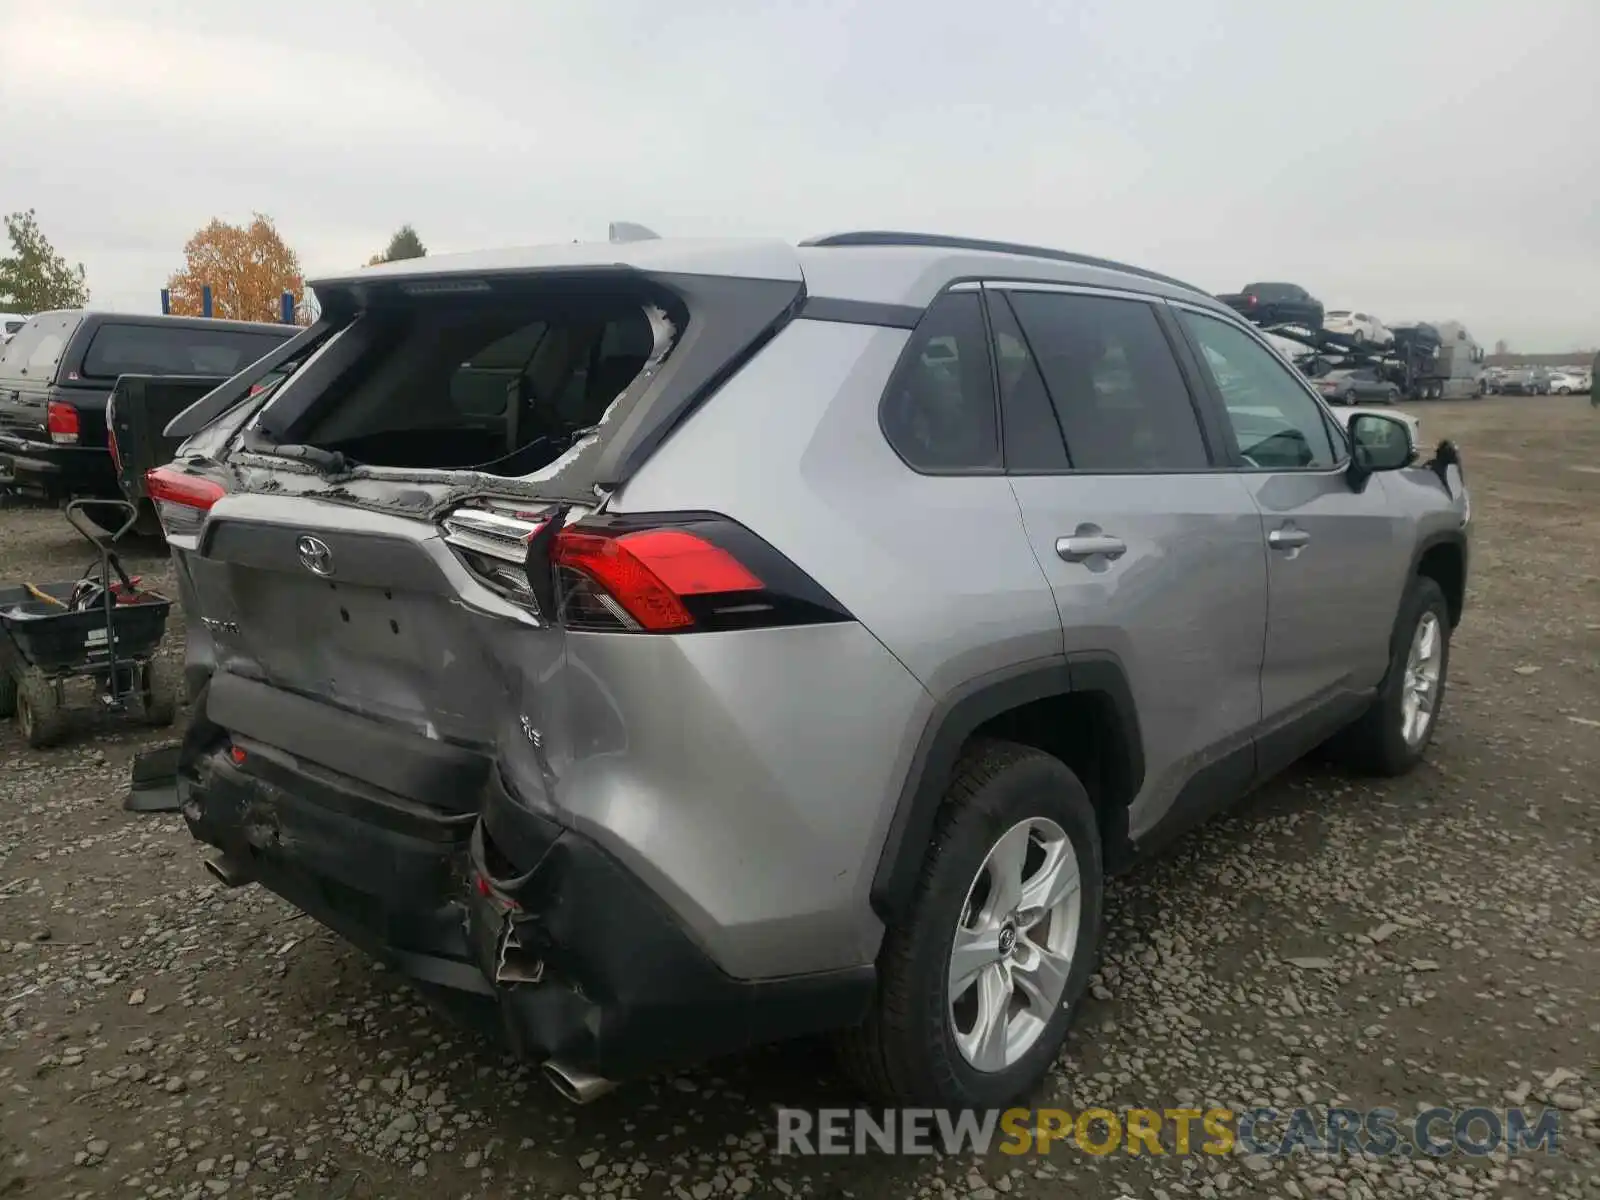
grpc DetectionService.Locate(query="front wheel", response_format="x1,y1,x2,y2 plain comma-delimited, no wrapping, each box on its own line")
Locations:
834,741,1104,1107
1328,576,1451,776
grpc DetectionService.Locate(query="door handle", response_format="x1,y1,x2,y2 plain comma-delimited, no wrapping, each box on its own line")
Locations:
1267,526,1311,550
1056,534,1127,563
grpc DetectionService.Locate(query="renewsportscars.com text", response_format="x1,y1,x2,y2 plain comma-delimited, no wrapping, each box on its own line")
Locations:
776,1106,1562,1158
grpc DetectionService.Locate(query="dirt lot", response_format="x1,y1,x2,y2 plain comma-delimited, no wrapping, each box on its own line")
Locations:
2,395,1598,1200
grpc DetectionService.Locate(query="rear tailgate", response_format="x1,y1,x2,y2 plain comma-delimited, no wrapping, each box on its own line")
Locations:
183,492,559,754
108,375,225,500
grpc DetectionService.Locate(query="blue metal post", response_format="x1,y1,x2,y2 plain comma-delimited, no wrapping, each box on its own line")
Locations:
281,291,294,324
159,288,171,315
201,285,213,318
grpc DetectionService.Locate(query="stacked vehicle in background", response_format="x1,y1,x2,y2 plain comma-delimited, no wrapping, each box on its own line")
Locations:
1219,285,1486,402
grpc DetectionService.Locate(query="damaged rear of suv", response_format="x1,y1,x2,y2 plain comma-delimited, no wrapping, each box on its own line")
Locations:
147,237,901,1102
141,231,1469,1109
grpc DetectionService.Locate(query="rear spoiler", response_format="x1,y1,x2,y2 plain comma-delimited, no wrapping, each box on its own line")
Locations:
164,319,334,440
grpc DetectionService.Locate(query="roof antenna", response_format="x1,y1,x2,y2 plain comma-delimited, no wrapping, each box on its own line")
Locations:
609,222,660,243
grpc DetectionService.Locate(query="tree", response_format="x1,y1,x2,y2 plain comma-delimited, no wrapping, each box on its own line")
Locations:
0,210,90,311
367,224,427,266
167,214,303,323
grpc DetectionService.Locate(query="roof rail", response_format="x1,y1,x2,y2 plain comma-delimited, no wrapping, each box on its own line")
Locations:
799,230,1207,297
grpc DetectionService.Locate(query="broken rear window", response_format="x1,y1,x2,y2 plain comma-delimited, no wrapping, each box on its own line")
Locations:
276,292,668,478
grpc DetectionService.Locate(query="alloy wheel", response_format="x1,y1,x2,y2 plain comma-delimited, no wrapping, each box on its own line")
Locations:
1400,611,1444,747
948,817,1082,1072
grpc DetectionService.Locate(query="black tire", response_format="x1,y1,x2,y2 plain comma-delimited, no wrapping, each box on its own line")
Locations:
833,740,1104,1107
0,669,16,720
139,658,180,727
16,672,67,749
1328,576,1450,776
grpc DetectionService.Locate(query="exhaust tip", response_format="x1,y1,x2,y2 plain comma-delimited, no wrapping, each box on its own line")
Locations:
542,1059,617,1105
204,853,253,889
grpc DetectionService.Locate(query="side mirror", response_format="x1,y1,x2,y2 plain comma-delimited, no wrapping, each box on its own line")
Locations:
1348,412,1416,486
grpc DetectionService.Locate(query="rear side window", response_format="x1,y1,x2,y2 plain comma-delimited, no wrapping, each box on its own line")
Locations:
80,323,291,380
880,292,999,471
0,313,80,380
1003,291,1210,472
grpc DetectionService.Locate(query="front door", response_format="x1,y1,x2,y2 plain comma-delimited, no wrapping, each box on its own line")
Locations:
1173,306,1403,754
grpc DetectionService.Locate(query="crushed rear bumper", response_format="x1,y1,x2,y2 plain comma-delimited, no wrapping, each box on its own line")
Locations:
142,682,873,1079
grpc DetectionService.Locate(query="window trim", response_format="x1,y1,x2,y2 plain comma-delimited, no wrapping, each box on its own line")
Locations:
1168,299,1352,476
875,287,1005,477
980,282,1229,477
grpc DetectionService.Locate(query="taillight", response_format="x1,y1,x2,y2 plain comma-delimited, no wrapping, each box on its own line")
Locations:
438,504,853,634
553,527,761,631
108,427,122,473
551,514,850,634
145,467,225,538
47,402,79,445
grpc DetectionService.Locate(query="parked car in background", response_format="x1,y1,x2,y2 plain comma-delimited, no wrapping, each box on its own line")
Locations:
1216,282,1325,331
0,311,298,528
0,313,28,343
1314,366,1401,405
1324,311,1393,347
1498,367,1550,396
1548,370,1589,394
136,230,1470,1109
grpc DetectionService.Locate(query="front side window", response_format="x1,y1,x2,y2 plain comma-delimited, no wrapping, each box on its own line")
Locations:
1180,310,1338,471
881,292,999,471
1004,291,1210,472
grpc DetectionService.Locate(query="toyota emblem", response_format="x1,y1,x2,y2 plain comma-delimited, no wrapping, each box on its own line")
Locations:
296,534,334,577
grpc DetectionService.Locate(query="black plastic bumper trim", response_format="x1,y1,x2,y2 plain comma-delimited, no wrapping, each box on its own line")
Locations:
177,744,877,1079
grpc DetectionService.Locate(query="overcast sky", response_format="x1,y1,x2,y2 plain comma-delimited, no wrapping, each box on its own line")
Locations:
2,0,1596,350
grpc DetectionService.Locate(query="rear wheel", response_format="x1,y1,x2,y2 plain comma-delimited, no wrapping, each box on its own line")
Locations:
16,672,67,749
834,740,1104,1107
1328,576,1450,776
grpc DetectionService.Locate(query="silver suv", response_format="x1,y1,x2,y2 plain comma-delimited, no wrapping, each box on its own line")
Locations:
141,231,1470,1108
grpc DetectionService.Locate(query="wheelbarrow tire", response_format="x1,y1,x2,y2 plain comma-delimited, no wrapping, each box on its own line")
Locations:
0,669,15,720
17,674,66,749
140,659,180,727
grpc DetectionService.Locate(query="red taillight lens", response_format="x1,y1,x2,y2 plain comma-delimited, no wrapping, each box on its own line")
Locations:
47,401,79,445
552,528,762,632
146,467,225,538
440,503,850,634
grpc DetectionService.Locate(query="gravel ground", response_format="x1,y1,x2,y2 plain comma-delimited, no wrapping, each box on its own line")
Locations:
2,395,1598,1199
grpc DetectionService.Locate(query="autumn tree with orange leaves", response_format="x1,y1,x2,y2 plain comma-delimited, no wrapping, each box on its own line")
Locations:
167,214,304,323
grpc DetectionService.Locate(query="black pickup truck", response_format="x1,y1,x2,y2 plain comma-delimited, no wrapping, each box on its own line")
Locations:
0,311,297,526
